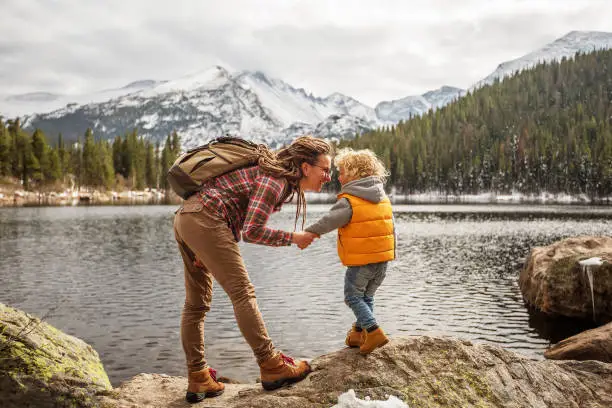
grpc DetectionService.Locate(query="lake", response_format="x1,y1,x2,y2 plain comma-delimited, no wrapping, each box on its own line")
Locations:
1,203,610,385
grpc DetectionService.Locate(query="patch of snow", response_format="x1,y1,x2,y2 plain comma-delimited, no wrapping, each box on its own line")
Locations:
384,190,609,205
375,85,464,123
139,113,159,130
116,97,142,108
235,71,378,129
579,256,605,319
332,389,409,408
142,66,230,96
579,257,604,267
236,71,328,126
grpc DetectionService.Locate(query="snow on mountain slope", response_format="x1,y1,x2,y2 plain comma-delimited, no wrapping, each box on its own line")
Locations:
422,86,465,109
312,114,373,139
375,31,612,122
235,71,327,126
473,31,612,89
323,92,379,124
22,67,377,148
11,30,612,148
141,66,230,96
375,86,464,123
376,95,430,123
234,71,378,128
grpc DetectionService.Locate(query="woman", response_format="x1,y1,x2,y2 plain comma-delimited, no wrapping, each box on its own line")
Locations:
173,136,332,403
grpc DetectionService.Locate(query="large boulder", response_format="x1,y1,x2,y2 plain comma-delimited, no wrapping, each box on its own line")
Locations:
545,321,612,363
0,303,112,408
519,236,612,322
101,336,612,408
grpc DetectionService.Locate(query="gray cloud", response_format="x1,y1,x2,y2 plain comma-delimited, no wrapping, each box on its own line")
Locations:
1,0,611,107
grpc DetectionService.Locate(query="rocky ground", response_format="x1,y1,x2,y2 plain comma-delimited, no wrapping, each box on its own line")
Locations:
99,336,612,408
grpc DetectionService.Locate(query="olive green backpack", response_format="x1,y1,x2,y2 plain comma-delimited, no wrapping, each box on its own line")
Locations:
167,137,268,199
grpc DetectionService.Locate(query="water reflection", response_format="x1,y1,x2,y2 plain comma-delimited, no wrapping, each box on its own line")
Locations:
526,307,599,343
1,204,611,385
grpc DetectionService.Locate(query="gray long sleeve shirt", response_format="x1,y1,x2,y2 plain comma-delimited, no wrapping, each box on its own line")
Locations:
305,176,387,236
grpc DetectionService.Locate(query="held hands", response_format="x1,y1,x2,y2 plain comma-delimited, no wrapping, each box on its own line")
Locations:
292,231,318,250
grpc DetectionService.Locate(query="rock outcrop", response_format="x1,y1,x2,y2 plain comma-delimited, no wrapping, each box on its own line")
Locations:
545,321,612,363
0,303,112,408
519,236,612,322
101,336,612,408
3,302,612,408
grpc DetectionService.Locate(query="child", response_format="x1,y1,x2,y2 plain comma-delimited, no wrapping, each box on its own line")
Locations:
305,148,395,355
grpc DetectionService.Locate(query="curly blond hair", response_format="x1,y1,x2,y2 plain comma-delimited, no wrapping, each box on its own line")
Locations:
334,148,389,181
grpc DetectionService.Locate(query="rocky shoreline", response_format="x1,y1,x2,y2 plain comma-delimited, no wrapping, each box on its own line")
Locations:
2,303,611,407
0,188,181,207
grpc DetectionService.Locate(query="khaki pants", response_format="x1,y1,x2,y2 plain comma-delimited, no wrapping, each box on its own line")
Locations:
173,197,275,373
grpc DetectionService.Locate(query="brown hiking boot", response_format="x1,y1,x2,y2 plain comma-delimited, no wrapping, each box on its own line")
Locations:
345,325,365,348
360,327,389,355
259,352,311,391
186,367,225,403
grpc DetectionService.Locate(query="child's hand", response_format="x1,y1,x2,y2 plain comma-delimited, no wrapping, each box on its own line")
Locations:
301,232,319,249
292,231,318,249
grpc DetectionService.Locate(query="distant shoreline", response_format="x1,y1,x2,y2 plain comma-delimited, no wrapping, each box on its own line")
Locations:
2,189,611,208
0,188,182,207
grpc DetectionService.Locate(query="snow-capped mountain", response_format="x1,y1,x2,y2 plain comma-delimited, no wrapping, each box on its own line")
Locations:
234,72,379,127
375,31,612,122
119,80,162,90
8,30,612,148
375,86,464,123
21,66,379,148
422,86,466,109
473,31,612,89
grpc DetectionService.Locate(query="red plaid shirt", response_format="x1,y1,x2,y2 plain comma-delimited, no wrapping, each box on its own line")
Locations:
197,166,293,246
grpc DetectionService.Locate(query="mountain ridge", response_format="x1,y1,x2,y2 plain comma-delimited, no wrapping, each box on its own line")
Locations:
4,30,612,148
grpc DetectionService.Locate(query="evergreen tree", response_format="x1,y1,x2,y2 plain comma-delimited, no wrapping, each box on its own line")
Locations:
31,129,49,185
345,48,612,199
170,131,181,158
100,141,115,189
71,136,83,189
47,148,62,184
15,131,36,190
160,136,171,190
145,141,156,188
159,132,181,191
0,118,10,176
57,133,72,183
154,141,161,189
112,136,125,177
7,119,22,178
81,129,96,187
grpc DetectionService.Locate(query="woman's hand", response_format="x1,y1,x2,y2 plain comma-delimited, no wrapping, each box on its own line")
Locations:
292,231,318,249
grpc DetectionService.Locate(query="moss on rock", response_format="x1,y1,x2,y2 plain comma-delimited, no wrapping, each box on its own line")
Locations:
0,303,111,408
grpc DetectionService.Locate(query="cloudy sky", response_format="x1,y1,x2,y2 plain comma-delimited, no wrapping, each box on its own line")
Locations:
1,0,610,106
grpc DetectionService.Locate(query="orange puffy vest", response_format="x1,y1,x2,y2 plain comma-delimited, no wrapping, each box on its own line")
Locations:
337,193,395,266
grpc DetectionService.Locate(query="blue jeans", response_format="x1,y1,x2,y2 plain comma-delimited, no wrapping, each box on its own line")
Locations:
344,262,387,330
